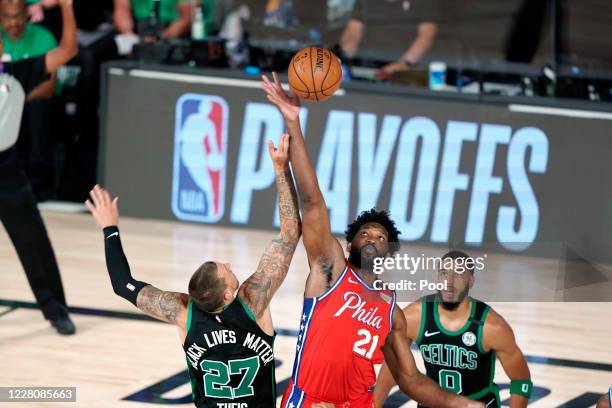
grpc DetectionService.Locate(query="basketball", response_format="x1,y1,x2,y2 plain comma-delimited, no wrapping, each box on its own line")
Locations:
287,47,343,101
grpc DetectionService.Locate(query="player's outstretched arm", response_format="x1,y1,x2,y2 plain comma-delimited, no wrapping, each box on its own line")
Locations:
261,73,345,291
381,309,484,408
484,311,532,407
45,0,77,73
238,134,301,323
86,185,189,327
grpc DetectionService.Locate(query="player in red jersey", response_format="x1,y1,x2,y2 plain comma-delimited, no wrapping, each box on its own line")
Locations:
262,73,482,408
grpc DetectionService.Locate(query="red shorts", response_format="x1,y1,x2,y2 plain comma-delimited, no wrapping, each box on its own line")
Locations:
281,380,375,408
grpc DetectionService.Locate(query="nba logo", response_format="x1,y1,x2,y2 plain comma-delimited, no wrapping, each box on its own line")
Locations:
172,94,229,223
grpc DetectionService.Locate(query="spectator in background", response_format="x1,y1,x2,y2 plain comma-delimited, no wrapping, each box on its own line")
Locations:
339,0,439,76
28,0,117,202
1,0,56,99
1,0,58,200
113,0,194,39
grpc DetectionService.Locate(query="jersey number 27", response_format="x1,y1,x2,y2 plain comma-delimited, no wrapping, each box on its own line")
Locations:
201,356,260,399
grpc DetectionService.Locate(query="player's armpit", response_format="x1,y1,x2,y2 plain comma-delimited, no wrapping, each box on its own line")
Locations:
484,311,531,407
136,285,189,326
295,204,345,296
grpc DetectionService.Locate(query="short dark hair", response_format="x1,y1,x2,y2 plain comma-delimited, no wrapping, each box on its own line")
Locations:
345,208,401,254
188,261,225,312
441,250,475,274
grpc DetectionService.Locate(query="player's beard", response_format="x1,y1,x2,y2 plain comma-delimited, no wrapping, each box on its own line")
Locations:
348,243,377,272
438,285,470,311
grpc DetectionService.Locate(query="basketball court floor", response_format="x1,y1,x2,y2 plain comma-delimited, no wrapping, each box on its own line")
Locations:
1,211,610,407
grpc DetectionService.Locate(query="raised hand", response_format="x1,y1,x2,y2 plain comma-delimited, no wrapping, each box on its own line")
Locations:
261,72,300,122
85,184,119,229
268,133,290,171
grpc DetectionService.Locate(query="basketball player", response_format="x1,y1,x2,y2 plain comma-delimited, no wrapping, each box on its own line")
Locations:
375,250,532,408
262,73,481,408
86,134,300,408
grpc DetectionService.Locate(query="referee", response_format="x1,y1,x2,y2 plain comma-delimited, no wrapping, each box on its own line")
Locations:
0,0,76,334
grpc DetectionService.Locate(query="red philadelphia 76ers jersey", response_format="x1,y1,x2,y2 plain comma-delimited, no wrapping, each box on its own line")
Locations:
282,260,397,407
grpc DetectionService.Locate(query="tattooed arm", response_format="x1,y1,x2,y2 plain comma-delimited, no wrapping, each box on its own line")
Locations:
133,283,190,344
136,285,190,343
136,285,189,324
238,134,301,333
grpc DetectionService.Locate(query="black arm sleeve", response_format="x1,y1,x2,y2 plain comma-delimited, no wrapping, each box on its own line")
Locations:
103,226,149,306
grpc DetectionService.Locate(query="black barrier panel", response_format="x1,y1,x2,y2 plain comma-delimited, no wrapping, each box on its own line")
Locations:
100,65,612,281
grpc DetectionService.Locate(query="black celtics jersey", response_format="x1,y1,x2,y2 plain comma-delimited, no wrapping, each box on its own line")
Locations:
183,297,276,408
415,295,500,408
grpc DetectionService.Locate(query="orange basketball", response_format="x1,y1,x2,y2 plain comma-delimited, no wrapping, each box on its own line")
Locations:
287,47,343,101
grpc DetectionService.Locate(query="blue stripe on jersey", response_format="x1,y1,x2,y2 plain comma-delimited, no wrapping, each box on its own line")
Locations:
283,384,305,408
388,290,397,330
317,266,348,301
291,297,317,385
608,387,611,408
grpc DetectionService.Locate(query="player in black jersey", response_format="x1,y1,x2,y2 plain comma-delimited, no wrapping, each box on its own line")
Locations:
86,134,301,408
376,250,532,408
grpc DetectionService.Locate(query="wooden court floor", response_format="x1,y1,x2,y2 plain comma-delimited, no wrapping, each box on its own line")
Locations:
0,211,610,407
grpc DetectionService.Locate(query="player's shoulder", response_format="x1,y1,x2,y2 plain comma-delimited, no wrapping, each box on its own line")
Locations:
481,304,516,350
481,304,511,332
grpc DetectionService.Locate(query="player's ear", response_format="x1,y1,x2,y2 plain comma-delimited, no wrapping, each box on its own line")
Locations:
346,242,352,252
224,288,234,303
